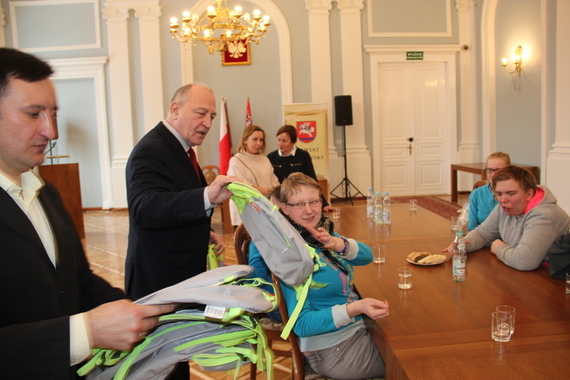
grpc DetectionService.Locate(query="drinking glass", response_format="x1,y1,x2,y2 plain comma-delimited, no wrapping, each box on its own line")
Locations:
496,305,515,334
332,207,340,220
398,267,412,289
566,273,570,295
373,244,385,263
491,311,513,342
409,199,418,211
450,216,459,232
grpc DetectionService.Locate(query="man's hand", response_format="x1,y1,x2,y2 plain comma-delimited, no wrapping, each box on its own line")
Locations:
491,239,506,255
84,300,175,351
209,231,225,255
346,298,390,320
206,175,240,204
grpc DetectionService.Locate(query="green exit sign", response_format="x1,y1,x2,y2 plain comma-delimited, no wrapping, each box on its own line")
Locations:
406,51,424,60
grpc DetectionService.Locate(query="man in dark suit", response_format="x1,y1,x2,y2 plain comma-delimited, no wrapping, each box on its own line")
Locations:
125,84,237,379
125,84,236,300
0,48,174,379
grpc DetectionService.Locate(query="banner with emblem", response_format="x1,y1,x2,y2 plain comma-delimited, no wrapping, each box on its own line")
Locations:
283,103,329,180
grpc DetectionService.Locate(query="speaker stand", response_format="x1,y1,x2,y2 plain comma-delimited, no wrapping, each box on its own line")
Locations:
330,125,364,205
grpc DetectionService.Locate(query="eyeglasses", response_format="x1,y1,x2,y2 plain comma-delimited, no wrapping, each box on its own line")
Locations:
485,168,501,175
285,199,322,209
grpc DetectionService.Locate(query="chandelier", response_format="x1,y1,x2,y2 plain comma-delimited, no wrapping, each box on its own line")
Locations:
169,0,271,55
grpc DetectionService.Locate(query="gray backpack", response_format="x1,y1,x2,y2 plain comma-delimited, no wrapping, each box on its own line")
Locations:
78,265,277,379
227,182,321,339
227,182,317,286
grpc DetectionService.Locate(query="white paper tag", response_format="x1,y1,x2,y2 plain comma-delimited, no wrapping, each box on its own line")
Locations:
204,305,226,319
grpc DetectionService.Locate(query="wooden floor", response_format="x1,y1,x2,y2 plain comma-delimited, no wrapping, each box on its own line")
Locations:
82,195,463,380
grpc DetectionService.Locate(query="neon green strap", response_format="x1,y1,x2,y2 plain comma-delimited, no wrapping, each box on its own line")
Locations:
227,182,261,213
279,273,312,340
280,245,321,340
207,244,224,270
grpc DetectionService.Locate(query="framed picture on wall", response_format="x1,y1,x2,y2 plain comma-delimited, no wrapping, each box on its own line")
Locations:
221,39,251,66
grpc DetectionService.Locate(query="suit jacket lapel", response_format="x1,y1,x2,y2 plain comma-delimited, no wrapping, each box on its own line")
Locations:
0,187,55,270
156,123,207,187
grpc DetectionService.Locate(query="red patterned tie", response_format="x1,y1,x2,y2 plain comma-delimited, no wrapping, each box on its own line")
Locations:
188,148,203,184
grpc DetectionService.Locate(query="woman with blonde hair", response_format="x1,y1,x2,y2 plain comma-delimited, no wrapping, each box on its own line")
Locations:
468,151,511,230
248,173,388,379
228,125,279,226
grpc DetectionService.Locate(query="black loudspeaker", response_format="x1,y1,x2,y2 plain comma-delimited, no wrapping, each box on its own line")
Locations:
334,95,353,126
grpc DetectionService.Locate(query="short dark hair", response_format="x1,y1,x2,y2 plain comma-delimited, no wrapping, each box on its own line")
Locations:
492,165,537,193
0,48,54,101
276,124,297,144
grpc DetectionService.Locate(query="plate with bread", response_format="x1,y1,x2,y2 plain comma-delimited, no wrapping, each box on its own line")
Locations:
406,252,446,266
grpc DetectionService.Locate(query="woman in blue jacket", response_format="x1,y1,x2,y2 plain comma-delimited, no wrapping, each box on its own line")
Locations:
468,152,510,230
248,173,389,379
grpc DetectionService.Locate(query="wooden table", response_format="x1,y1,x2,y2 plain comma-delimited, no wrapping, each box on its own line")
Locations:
334,203,454,244
450,162,539,202
336,205,570,379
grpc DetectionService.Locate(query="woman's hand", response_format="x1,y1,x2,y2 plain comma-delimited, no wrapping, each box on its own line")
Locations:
346,298,389,320
306,225,343,251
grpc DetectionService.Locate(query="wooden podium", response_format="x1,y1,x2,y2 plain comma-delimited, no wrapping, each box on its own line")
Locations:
38,163,85,239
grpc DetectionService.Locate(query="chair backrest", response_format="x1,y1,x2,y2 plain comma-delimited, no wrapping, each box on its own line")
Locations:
473,179,489,190
201,165,220,185
234,223,251,265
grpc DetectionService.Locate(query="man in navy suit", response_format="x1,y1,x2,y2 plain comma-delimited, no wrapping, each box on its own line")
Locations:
0,48,174,379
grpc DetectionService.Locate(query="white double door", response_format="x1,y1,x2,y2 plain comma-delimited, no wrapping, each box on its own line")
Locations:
376,61,451,196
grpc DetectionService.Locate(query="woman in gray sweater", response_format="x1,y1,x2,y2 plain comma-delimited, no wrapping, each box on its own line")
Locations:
445,166,570,271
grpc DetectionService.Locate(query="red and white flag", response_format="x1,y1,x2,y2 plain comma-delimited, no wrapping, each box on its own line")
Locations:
245,97,252,127
219,98,232,175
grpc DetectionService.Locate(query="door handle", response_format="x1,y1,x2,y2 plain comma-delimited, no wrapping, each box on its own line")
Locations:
407,144,412,155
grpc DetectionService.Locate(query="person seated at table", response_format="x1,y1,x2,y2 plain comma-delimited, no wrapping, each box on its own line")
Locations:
445,166,570,271
467,151,511,231
228,125,279,226
248,173,389,379
267,124,333,211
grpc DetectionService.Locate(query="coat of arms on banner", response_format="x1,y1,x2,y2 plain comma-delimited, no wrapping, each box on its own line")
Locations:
297,121,316,143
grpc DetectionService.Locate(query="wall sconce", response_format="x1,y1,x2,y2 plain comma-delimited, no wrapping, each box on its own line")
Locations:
501,45,522,90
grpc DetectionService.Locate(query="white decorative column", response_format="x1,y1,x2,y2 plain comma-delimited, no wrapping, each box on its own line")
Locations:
305,0,340,187
546,0,570,213
455,0,479,190
134,3,165,131
102,3,135,208
0,6,6,47
337,0,371,194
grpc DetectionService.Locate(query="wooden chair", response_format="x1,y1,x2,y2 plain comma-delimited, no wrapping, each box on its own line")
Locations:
473,179,489,190
233,224,305,380
201,164,219,185
201,165,233,234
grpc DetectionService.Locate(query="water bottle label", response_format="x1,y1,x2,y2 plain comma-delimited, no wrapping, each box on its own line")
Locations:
453,263,465,275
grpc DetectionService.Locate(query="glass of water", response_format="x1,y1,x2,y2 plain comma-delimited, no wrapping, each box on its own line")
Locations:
491,311,513,342
496,305,515,334
398,267,412,289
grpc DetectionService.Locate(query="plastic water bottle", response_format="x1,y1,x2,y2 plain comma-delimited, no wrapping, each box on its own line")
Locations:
374,191,383,225
382,191,392,225
452,230,466,282
366,188,374,219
